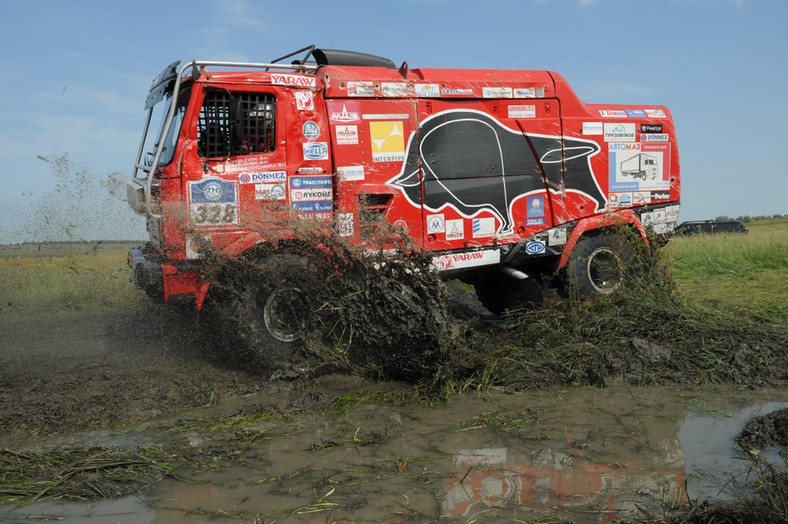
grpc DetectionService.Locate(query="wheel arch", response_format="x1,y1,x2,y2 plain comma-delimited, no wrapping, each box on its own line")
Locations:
558,210,648,270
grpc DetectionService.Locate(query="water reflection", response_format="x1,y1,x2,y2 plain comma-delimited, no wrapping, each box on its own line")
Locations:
3,384,788,522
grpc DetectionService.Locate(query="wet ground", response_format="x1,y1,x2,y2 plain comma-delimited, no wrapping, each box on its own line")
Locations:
1,300,787,522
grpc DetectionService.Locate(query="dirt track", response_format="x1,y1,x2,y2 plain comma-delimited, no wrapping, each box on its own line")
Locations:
0,304,277,437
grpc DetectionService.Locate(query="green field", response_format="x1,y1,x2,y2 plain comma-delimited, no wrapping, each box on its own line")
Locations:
665,218,788,324
1,221,786,323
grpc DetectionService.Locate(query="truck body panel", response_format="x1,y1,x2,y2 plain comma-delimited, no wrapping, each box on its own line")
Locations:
127,48,681,311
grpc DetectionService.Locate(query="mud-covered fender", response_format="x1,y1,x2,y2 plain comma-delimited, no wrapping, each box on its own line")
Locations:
558,210,648,270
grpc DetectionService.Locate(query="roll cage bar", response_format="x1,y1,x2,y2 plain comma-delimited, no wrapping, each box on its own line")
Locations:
131,46,320,219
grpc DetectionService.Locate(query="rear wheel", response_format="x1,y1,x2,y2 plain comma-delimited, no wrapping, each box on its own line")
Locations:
566,233,634,300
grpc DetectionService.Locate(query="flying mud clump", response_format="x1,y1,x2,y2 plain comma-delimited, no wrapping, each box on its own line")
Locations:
200,218,451,382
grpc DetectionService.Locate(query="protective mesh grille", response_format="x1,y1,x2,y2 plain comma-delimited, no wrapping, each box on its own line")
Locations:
198,91,276,158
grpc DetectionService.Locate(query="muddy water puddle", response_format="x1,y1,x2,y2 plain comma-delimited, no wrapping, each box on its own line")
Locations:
4,380,788,523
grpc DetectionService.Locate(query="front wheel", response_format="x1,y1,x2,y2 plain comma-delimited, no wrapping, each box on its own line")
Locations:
566,233,635,300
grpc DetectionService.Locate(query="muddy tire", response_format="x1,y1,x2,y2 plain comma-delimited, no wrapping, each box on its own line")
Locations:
203,254,323,372
474,270,545,315
566,233,633,300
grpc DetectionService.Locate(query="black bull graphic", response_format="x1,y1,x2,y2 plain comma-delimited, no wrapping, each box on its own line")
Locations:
388,110,606,234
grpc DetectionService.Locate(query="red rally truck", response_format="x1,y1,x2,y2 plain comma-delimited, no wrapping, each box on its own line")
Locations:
127,46,680,345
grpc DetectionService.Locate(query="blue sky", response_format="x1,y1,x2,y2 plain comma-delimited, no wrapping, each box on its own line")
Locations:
1,0,785,243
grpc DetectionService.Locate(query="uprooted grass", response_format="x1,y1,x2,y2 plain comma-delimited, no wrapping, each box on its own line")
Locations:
430,234,788,392
0,445,188,506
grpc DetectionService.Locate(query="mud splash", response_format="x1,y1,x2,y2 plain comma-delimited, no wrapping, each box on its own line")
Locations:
3,383,787,522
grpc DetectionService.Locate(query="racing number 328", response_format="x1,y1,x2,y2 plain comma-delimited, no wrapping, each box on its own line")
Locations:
192,203,237,225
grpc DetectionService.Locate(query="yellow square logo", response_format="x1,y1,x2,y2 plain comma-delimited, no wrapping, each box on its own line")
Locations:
369,121,405,162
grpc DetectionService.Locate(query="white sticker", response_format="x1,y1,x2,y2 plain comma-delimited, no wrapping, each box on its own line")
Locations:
347,81,374,96
415,84,440,97
604,123,636,142
427,214,445,234
508,105,536,118
582,122,604,135
483,87,513,98
254,183,286,200
446,219,464,240
337,213,354,237
382,82,408,97
337,165,365,181
335,125,359,145
472,217,496,238
433,249,501,271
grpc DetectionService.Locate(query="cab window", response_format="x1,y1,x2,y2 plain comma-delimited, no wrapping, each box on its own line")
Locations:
197,90,276,158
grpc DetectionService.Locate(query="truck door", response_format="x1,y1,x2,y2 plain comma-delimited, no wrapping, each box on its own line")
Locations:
404,99,561,251
328,98,420,245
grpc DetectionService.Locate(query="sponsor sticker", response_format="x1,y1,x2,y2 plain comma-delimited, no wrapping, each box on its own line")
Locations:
291,187,332,202
347,81,374,96
527,195,545,218
625,109,647,118
641,124,664,133
291,175,331,189
415,84,440,97
514,87,537,98
337,165,365,181
599,110,627,118
483,87,513,98
472,217,496,238
291,201,332,213
583,122,604,135
295,91,314,111
327,101,362,124
548,228,567,246
239,171,286,184
652,190,670,200
633,191,651,205
427,214,445,234
644,109,667,118
189,178,238,225
442,87,474,96
298,167,323,174
302,121,320,139
381,82,408,97
604,123,636,142
446,219,464,240
303,142,328,161
370,121,405,162
335,124,358,145
609,142,670,192
525,241,546,255
270,73,316,87
255,183,286,200
508,105,536,119
641,134,669,142
433,249,501,271
337,212,354,237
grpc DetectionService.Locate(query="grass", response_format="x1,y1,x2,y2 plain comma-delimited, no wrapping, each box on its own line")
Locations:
665,218,788,323
0,244,142,312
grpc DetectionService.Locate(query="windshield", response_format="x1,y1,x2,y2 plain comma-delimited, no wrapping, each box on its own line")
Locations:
138,88,190,174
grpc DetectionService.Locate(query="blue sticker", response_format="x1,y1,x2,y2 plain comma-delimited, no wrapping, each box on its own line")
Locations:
190,179,236,203
292,201,332,213
303,121,320,139
291,176,332,189
527,195,545,218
